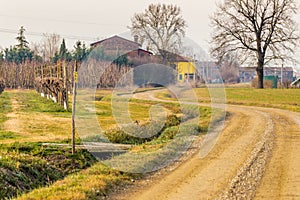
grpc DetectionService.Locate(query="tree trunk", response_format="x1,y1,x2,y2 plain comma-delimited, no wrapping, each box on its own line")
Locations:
256,66,264,88
256,53,264,89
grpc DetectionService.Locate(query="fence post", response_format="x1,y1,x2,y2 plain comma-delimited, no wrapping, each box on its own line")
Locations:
63,61,69,111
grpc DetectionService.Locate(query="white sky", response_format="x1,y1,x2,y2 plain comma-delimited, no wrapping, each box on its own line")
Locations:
1,0,300,67
0,0,217,52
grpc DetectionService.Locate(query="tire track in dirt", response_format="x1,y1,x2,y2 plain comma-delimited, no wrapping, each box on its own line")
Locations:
254,109,300,199
218,110,274,199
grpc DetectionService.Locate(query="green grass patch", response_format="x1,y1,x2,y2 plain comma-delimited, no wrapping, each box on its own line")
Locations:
0,131,19,140
0,92,12,129
16,91,68,113
0,92,12,114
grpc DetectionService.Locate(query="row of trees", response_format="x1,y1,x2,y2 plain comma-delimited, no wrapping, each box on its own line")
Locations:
0,27,90,64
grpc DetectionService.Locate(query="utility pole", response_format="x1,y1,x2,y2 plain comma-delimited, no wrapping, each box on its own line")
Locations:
71,61,78,155
281,63,283,86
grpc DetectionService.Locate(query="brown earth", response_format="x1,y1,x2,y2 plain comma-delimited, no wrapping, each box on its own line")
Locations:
109,90,300,200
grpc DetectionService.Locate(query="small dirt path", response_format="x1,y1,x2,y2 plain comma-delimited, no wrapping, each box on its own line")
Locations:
4,97,22,134
110,90,300,200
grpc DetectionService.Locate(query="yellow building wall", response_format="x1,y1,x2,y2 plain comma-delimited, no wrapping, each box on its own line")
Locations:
177,62,196,82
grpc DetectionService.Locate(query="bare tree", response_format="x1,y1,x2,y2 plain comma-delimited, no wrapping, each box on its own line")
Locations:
34,33,61,62
219,53,240,83
210,0,299,88
130,3,187,62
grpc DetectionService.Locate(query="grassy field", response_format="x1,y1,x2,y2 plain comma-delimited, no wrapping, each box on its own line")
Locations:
155,87,300,112
2,87,299,199
225,88,300,112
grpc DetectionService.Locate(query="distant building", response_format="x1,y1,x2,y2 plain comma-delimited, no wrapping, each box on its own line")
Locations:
177,61,196,82
264,66,294,82
239,66,295,83
196,61,221,83
91,35,140,55
239,67,257,83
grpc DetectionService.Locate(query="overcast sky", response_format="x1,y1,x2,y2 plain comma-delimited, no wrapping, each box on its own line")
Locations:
0,1,218,51
1,0,300,66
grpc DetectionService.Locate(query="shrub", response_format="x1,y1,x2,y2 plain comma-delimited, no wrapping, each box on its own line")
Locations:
251,77,273,88
103,115,182,144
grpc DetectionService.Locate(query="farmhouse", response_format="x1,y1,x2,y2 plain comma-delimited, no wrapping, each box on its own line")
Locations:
157,50,197,83
90,35,197,83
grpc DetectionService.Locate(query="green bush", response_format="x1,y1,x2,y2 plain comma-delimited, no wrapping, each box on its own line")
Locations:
102,115,182,144
104,128,146,144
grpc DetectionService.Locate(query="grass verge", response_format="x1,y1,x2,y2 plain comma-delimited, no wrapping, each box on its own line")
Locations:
0,142,96,199
0,92,13,139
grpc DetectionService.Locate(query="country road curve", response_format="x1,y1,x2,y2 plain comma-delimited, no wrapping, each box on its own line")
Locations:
110,89,300,200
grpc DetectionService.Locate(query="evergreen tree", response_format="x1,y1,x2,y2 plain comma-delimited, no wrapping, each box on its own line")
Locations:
9,26,34,63
59,39,67,59
52,39,72,63
73,41,90,62
0,50,4,62
16,26,29,50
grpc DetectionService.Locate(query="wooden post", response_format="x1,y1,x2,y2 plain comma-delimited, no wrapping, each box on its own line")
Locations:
50,65,53,78
71,61,78,155
63,61,69,111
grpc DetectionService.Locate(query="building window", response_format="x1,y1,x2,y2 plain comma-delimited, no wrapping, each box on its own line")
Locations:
179,74,183,80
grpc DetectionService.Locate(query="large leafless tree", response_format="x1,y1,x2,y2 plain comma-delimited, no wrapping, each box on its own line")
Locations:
211,0,299,88
32,33,61,62
130,3,186,62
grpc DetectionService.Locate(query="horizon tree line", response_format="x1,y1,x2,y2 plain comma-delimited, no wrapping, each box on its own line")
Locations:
0,26,90,64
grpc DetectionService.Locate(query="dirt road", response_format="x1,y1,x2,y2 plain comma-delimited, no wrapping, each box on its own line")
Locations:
111,90,300,200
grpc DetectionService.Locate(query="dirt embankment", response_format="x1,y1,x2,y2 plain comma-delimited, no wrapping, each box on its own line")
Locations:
109,91,300,200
